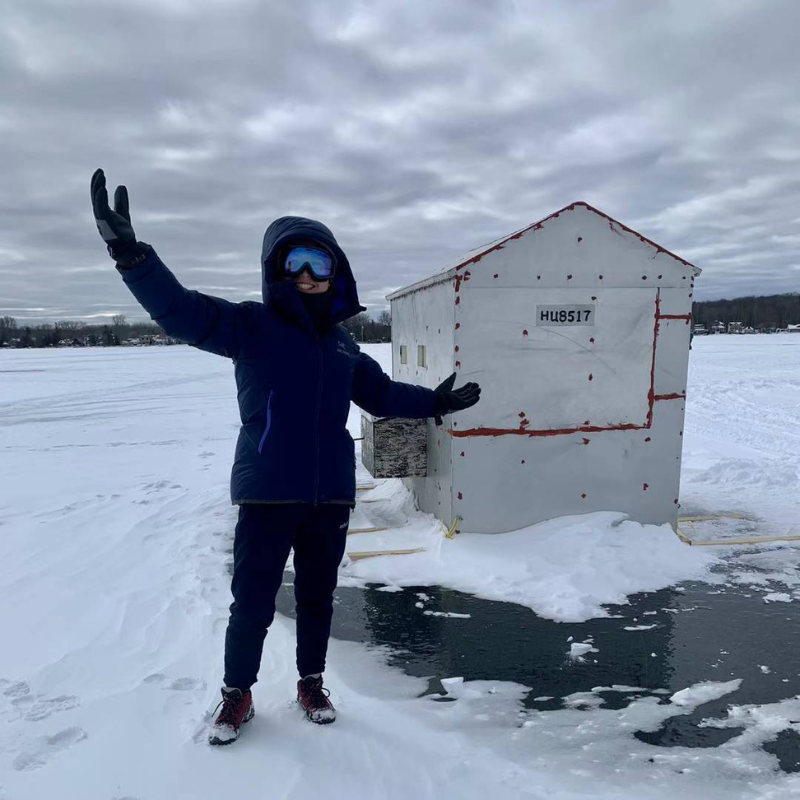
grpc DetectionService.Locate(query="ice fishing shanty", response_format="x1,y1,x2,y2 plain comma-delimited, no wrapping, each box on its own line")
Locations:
362,201,700,534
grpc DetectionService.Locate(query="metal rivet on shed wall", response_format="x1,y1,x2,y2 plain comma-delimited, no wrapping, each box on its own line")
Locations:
577,237,583,242
645,437,651,442
581,493,587,499
643,483,649,491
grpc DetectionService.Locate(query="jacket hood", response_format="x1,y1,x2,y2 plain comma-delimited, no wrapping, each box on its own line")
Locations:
261,216,366,328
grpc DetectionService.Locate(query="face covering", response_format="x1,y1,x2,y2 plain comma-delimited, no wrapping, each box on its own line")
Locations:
298,288,334,330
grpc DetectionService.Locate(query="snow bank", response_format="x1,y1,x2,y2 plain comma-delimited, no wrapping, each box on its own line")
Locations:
342,482,716,622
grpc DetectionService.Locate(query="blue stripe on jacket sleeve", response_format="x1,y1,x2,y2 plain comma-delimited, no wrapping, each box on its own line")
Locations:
257,391,274,454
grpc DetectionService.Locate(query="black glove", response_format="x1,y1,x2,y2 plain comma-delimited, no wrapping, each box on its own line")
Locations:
91,168,151,268
434,372,481,425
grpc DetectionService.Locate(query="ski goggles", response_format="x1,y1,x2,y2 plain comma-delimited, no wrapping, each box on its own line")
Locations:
283,246,336,281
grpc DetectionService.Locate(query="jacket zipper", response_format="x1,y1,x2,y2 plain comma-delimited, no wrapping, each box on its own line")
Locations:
313,341,323,504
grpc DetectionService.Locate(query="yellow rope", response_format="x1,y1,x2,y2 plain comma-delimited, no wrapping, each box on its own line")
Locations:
445,516,462,540
679,531,800,547
347,547,425,562
676,513,800,547
346,526,389,535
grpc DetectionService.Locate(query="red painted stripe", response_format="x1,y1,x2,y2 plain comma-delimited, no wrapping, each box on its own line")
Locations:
645,290,660,428
449,422,647,438
654,393,685,401
452,288,667,440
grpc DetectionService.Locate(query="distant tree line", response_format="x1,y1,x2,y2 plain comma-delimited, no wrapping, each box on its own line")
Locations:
340,310,392,343
1,310,393,348
0,315,169,348
692,293,800,331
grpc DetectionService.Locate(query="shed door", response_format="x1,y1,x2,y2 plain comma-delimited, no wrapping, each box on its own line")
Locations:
457,288,656,432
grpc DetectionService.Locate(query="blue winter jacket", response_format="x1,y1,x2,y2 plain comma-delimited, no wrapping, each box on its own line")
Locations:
118,216,436,506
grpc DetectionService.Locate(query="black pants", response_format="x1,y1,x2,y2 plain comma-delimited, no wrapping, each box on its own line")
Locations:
223,503,350,691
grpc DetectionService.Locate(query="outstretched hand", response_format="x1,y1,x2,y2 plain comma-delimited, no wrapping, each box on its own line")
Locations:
434,372,481,425
91,168,149,267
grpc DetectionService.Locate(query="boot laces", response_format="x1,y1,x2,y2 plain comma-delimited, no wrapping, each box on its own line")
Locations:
214,689,247,726
304,677,332,709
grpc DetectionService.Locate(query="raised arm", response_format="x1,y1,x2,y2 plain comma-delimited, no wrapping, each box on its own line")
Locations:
91,169,252,359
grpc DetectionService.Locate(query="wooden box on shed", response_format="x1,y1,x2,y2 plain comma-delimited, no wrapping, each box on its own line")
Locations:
361,413,428,478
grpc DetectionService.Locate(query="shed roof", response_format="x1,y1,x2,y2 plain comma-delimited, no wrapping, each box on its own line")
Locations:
387,201,701,301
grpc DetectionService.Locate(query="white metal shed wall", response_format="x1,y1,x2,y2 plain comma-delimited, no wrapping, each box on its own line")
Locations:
446,204,695,533
390,279,455,523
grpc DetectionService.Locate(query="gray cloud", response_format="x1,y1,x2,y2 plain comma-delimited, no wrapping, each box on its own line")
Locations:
1,0,799,323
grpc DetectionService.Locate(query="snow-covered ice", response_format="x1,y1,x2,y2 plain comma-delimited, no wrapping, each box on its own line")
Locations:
1,336,800,799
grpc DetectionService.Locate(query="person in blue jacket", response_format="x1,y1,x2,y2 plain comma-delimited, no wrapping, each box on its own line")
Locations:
90,169,480,745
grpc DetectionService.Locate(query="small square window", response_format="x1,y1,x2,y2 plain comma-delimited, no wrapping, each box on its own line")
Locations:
400,345,408,365
417,345,427,368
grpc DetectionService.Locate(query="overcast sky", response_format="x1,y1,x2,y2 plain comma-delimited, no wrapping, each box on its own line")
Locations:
1,0,799,323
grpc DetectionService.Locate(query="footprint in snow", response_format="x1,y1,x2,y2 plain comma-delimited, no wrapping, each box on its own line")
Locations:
1,680,30,698
12,727,88,772
11,693,80,722
0,681,79,722
168,677,206,691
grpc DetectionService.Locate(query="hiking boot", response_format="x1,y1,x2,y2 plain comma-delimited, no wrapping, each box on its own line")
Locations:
208,687,254,746
297,676,336,724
